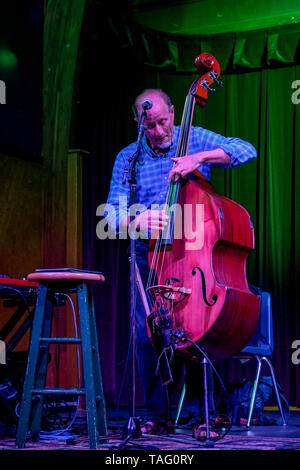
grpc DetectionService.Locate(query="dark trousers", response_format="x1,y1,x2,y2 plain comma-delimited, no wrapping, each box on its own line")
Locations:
134,239,216,423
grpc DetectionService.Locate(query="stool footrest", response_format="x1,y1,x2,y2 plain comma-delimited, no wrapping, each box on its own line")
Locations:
32,388,86,395
40,337,81,344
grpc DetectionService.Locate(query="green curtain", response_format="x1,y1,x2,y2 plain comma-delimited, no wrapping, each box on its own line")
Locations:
113,21,300,72
225,67,300,403
153,65,300,404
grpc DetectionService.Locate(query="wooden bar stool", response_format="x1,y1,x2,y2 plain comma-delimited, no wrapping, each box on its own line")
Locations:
15,270,107,450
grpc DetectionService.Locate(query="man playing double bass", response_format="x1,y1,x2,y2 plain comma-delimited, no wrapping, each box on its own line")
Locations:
105,88,256,437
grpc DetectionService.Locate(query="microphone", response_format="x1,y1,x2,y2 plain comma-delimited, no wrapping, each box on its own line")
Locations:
141,99,153,111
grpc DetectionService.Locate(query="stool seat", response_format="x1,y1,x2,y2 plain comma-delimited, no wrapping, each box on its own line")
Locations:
27,271,105,283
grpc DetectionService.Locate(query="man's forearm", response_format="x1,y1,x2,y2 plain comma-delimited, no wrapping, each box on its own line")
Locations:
192,148,231,165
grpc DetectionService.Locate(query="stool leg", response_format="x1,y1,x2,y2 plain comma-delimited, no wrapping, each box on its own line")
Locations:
87,284,107,436
29,296,53,438
16,285,48,447
77,283,105,449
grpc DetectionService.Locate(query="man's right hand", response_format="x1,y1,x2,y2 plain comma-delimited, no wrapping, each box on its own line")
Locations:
134,209,169,231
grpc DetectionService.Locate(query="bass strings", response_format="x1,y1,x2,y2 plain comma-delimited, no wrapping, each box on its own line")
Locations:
146,94,195,314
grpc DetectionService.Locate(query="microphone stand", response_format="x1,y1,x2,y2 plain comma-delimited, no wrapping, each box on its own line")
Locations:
120,109,147,445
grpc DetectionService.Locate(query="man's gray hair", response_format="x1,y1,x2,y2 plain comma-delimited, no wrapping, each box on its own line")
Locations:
134,88,173,114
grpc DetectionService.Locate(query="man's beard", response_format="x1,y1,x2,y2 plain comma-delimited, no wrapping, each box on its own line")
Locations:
154,135,173,150
156,140,172,150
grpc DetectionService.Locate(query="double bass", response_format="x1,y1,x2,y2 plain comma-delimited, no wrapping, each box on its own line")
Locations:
145,53,260,364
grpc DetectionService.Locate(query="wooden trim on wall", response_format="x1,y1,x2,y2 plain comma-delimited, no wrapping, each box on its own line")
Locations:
66,149,90,268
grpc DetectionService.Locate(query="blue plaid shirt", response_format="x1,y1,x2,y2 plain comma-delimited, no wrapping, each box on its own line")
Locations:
104,125,256,231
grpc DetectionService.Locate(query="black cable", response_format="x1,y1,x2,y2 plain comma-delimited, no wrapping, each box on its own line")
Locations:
182,338,233,441
114,324,134,431
39,293,81,439
54,294,60,388
0,286,31,316
183,339,229,396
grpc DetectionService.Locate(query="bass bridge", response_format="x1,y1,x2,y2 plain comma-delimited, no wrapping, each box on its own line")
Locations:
146,283,192,304
146,278,191,345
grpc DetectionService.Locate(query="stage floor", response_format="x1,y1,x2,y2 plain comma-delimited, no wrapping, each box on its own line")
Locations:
1,408,300,452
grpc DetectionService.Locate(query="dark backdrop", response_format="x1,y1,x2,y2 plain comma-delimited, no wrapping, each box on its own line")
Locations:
0,3,43,159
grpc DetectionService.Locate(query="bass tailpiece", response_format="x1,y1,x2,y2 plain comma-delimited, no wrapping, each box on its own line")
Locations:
146,308,190,386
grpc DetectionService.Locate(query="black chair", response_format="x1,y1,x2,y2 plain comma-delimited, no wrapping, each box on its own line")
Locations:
233,287,287,427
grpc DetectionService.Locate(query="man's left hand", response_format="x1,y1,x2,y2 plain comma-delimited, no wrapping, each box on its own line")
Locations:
168,154,201,182
168,149,231,182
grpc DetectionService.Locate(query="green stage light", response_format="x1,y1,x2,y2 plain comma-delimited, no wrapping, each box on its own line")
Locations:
0,49,17,69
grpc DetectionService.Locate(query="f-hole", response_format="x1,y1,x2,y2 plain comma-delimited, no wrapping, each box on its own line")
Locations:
191,266,217,307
